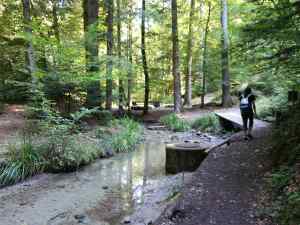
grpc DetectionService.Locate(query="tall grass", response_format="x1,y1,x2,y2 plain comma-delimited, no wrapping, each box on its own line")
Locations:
160,114,191,132
98,118,143,153
0,139,44,186
192,113,221,134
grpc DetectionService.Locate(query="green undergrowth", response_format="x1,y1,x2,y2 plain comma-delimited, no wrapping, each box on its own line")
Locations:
96,117,143,153
160,113,191,132
256,93,288,120
0,117,142,186
192,113,222,134
262,103,300,225
0,139,44,186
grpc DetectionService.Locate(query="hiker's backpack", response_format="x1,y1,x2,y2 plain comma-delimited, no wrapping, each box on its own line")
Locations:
240,94,251,110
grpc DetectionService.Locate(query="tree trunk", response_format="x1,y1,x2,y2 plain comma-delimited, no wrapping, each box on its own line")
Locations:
52,0,60,43
141,0,150,114
105,0,114,110
83,0,99,72
184,0,195,108
220,0,232,107
127,1,133,111
171,0,182,113
117,0,124,110
201,2,211,108
22,0,36,79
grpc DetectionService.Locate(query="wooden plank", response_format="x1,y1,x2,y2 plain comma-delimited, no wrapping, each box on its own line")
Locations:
215,111,243,128
215,109,270,129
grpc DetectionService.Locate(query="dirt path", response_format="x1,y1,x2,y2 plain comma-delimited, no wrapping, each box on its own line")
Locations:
155,125,274,225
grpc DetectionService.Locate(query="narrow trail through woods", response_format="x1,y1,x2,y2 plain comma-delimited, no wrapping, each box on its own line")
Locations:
156,125,273,225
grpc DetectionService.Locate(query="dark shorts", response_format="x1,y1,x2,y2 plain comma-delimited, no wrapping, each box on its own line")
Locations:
241,109,254,130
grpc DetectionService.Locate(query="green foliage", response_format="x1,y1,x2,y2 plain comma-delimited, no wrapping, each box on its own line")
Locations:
265,103,300,225
70,107,100,124
192,113,221,133
160,113,191,132
0,139,44,186
270,167,292,192
268,167,300,225
256,93,288,120
94,110,113,125
40,124,103,172
97,118,143,153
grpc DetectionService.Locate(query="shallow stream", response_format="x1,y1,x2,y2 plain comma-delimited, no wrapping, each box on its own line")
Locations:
0,132,186,225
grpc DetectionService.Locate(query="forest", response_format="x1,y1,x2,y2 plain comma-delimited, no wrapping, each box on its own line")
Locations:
0,0,299,225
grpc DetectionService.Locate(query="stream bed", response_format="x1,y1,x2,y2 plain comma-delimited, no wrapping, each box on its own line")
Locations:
0,131,191,225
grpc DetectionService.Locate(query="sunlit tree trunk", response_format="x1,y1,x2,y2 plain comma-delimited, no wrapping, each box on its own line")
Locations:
184,0,195,108
105,0,114,110
127,1,133,111
83,0,99,72
201,2,211,108
221,0,232,107
22,0,36,80
117,0,124,110
141,0,150,114
171,0,182,113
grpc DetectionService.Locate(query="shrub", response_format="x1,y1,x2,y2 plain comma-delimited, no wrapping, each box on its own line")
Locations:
192,113,221,133
256,93,288,120
94,110,113,125
98,118,143,153
70,107,100,124
264,103,300,225
160,114,191,132
0,139,44,186
41,124,103,172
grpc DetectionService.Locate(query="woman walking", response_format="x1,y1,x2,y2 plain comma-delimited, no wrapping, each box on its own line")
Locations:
239,86,257,140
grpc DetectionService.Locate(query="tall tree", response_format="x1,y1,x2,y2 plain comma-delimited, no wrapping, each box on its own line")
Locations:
220,0,232,107
22,0,36,78
171,0,182,113
184,0,195,108
141,0,150,114
117,0,124,110
201,2,212,108
83,0,99,72
127,0,133,111
105,0,114,110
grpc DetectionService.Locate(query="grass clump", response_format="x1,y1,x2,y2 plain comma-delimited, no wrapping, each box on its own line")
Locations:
0,139,44,186
192,113,221,133
160,113,191,132
97,117,143,153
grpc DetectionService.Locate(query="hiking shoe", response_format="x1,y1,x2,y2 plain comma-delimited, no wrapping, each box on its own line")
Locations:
247,134,253,140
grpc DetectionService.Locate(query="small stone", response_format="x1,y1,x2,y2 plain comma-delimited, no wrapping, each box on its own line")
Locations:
19,202,28,206
102,186,109,190
74,214,86,223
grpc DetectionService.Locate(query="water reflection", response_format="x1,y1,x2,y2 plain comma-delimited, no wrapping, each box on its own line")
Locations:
86,140,175,225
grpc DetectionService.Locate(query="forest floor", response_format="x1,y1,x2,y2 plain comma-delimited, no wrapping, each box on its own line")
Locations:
155,125,274,225
0,104,25,156
0,104,25,141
